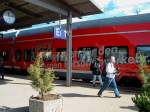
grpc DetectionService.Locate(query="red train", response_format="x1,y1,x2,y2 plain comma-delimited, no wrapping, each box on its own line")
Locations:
0,14,150,87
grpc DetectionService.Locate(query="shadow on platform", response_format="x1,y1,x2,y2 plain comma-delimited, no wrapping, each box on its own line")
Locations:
0,106,29,112
5,74,29,80
120,106,138,111
61,93,97,98
0,79,13,85
102,96,117,98
54,79,138,95
0,78,29,86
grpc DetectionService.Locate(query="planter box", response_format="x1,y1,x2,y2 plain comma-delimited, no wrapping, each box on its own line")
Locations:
29,95,63,112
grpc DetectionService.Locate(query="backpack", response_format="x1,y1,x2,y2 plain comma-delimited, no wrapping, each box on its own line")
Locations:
90,61,95,71
92,60,101,75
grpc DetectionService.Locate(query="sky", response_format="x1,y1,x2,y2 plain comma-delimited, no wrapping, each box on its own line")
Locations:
1,0,150,33
83,0,150,20
31,0,150,27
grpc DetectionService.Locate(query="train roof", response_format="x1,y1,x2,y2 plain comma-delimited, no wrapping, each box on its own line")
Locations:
3,13,150,38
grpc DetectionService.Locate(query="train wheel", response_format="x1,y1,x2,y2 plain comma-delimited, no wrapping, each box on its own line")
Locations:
59,76,66,80
82,79,91,83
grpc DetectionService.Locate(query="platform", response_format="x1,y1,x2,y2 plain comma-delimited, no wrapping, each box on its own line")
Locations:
0,75,138,112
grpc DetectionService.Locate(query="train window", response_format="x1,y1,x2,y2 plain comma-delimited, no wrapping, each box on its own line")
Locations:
31,49,36,61
24,49,36,62
56,48,66,63
39,48,52,62
0,34,3,38
0,51,9,61
104,46,128,64
136,46,150,64
16,50,21,61
77,47,98,64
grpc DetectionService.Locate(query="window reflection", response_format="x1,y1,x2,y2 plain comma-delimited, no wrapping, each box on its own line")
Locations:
39,48,52,62
136,46,150,64
77,47,98,64
16,50,21,62
24,49,36,62
104,47,128,64
56,48,66,63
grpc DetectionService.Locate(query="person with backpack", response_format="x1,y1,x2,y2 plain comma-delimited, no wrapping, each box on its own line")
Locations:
97,56,121,98
90,57,103,87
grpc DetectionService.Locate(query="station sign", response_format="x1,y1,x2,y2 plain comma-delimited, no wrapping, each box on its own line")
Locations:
54,26,66,39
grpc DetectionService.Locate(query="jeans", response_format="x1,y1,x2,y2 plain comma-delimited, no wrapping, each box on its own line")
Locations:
92,75,103,86
98,77,120,97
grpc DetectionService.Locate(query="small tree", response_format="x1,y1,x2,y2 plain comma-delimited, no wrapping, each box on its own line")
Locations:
27,56,55,100
138,55,149,85
132,55,150,112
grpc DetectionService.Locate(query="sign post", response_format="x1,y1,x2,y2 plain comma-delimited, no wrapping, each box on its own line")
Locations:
66,11,72,86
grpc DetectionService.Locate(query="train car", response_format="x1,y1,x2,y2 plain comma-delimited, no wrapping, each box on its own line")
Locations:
0,13,150,87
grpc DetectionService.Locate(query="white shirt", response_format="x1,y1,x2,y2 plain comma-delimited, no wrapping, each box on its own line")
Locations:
106,62,116,79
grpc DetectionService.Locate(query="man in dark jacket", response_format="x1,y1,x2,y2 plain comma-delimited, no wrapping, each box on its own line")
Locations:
90,57,103,87
0,58,4,80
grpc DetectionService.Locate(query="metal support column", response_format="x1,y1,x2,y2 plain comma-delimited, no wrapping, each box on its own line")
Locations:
66,11,72,87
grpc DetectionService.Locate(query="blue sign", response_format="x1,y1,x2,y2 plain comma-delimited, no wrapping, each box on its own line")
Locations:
54,26,66,39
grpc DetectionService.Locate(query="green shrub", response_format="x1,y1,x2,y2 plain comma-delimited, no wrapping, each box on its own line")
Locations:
27,56,55,100
132,55,150,112
132,85,150,112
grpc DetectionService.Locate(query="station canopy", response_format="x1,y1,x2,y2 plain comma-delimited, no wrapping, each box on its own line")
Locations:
0,0,102,31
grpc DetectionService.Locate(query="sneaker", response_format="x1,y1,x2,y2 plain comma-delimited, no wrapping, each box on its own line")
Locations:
115,96,121,98
97,93,102,97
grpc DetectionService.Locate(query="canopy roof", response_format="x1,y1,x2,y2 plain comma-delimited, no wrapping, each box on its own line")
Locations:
0,0,102,31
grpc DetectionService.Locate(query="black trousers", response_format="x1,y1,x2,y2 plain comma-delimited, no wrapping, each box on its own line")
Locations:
0,68,4,79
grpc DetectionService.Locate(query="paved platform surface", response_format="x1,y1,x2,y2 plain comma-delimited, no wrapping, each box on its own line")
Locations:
0,75,138,112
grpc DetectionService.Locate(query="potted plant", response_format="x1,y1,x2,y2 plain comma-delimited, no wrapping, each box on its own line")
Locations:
132,55,150,112
28,56,63,112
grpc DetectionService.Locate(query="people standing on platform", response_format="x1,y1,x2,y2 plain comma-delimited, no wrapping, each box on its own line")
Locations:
0,58,4,80
90,57,103,87
97,56,121,98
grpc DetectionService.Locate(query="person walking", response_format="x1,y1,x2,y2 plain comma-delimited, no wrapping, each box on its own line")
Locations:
90,57,103,87
97,56,121,98
0,58,4,80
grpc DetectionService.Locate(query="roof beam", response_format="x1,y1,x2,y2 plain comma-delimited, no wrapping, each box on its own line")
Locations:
55,0,82,17
0,16,51,31
16,3,29,7
5,1,41,17
23,0,68,16
89,0,103,11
